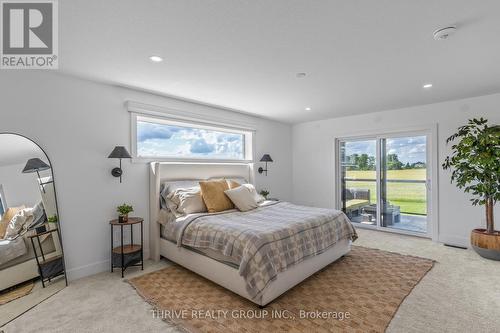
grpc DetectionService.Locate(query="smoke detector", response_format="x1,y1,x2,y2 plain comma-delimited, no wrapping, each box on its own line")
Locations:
433,26,457,40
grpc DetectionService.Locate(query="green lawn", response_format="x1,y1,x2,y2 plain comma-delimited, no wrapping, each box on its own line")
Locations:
345,169,427,215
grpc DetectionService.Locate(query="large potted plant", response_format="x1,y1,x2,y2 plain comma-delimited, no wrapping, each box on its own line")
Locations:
443,118,500,260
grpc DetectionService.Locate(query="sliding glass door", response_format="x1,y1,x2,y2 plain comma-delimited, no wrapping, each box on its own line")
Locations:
338,133,430,236
339,139,378,226
380,136,428,233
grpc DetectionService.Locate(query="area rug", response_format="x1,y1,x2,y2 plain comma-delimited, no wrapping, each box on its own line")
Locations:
0,281,34,306
129,246,434,333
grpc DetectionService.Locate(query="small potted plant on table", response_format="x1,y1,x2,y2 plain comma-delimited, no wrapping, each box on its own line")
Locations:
47,215,58,223
259,189,270,200
443,118,499,260
117,204,134,223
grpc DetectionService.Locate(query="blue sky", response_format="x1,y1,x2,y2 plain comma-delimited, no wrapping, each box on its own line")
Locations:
345,136,426,163
137,121,244,159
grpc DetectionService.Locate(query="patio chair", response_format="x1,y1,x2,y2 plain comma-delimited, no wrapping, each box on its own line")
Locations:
344,188,370,217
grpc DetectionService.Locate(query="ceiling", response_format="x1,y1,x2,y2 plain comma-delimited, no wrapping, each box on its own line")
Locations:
59,0,500,123
0,134,47,167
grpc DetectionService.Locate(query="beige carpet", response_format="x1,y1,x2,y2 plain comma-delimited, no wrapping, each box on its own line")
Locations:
0,281,34,305
3,229,500,333
128,246,433,333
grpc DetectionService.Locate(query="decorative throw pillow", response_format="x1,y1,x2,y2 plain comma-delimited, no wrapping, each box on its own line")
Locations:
4,207,34,239
167,187,207,216
0,206,25,239
199,180,234,213
225,186,259,212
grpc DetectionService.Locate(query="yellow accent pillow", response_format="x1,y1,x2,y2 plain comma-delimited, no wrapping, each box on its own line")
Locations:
0,206,25,239
199,180,234,213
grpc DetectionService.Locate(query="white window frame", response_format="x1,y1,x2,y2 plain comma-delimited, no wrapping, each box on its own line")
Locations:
0,185,7,217
128,102,255,163
334,124,439,241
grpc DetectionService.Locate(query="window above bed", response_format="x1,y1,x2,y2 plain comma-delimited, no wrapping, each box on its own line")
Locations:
131,114,254,162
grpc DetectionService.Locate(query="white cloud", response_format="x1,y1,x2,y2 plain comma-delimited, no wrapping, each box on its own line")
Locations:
137,123,244,159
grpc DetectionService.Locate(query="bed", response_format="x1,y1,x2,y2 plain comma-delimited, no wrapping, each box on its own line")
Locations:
149,162,357,306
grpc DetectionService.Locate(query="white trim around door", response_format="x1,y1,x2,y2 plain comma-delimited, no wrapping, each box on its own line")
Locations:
334,124,439,241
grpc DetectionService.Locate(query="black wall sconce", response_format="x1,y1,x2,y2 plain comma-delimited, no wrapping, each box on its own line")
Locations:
108,146,131,183
258,154,273,176
22,158,52,193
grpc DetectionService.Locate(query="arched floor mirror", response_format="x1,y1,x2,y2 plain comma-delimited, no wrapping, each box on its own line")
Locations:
0,133,67,327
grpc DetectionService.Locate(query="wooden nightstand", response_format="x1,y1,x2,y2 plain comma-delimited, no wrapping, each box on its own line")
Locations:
27,225,66,288
110,217,144,277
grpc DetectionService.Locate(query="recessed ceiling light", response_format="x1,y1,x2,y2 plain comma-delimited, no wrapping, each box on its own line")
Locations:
305,107,312,111
296,72,307,78
149,55,163,63
423,83,433,89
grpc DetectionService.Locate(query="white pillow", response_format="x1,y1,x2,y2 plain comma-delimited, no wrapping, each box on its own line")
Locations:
224,185,259,212
4,208,34,239
167,187,207,216
160,180,202,209
241,183,265,203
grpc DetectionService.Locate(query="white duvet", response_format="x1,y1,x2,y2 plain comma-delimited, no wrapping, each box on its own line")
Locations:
0,237,27,266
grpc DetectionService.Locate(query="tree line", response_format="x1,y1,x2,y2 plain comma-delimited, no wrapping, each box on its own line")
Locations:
345,153,426,170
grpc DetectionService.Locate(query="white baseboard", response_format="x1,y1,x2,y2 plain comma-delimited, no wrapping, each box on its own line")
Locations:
65,250,151,281
66,259,110,281
439,235,469,248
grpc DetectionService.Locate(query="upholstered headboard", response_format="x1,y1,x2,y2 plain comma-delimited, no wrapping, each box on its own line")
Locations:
149,162,253,261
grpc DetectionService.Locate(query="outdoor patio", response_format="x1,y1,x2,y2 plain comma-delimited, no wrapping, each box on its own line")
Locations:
388,214,427,233
351,214,427,234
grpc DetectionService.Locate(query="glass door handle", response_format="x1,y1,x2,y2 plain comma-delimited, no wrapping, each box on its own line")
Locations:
426,179,431,190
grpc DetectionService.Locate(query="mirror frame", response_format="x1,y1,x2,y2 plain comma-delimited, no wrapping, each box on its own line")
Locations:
0,132,68,287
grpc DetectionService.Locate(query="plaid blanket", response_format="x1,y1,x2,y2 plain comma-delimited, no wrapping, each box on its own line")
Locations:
173,201,357,301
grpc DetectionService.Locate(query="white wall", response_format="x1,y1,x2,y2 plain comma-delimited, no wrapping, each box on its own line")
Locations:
0,71,292,280
293,93,500,247
0,163,42,208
